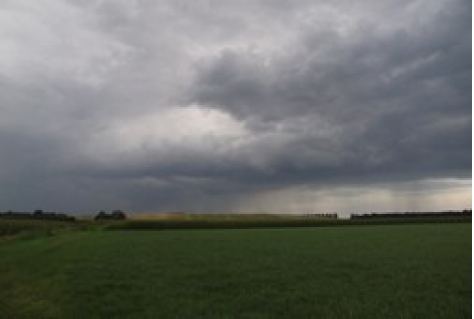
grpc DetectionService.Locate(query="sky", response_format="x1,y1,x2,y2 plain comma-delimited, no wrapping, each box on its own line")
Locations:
0,0,471,216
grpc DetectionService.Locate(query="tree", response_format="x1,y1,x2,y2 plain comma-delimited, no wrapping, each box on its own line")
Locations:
94,210,107,221
111,210,126,220
94,210,127,221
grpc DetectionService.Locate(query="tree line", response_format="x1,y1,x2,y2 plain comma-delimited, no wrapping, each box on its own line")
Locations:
0,209,128,222
0,210,76,222
350,210,472,219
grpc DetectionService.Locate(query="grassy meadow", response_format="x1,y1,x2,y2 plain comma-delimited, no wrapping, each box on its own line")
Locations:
0,218,81,238
0,220,471,318
108,214,471,230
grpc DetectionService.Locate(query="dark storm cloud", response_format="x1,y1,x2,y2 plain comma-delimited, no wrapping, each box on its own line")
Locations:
0,0,470,213
190,0,471,184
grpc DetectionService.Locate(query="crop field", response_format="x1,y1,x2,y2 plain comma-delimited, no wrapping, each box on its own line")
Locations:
0,222,471,318
0,218,80,238
107,214,471,230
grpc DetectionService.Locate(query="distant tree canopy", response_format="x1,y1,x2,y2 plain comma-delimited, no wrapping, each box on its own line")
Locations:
0,210,75,222
350,210,472,219
94,210,127,221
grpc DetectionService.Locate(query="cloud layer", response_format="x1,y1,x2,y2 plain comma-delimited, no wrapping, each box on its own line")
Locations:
0,0,471,214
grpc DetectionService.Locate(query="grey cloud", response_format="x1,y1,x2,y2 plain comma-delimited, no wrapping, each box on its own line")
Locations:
189,0,471,184
0,0,470,213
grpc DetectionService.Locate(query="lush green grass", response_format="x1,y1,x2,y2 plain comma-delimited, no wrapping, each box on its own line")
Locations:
0,223,470,318
0,218,82,238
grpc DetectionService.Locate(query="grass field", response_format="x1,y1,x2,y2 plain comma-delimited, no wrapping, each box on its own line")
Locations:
107,214,471,230
0,223,471,318
0,218,80,238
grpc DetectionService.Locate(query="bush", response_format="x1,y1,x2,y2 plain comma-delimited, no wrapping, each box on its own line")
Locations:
95,210,127,221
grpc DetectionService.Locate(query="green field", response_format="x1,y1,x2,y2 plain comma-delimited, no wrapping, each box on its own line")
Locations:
0,223,471,318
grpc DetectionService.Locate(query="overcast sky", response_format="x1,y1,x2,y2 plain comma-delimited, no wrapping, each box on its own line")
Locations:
0,0,471,215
